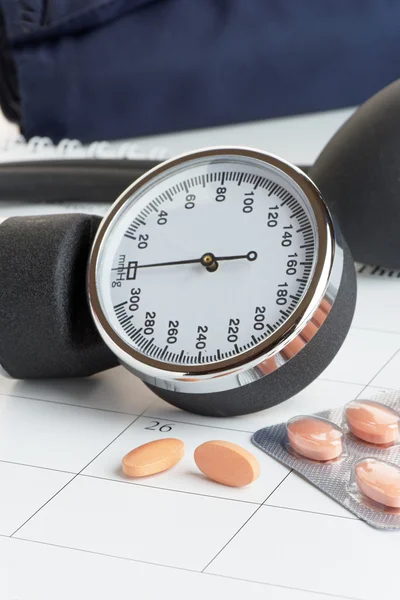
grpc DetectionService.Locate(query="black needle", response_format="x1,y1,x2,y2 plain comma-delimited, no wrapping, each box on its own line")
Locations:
135,251,257,269
214,251,258,263
137,257,204,269
111,251,258,275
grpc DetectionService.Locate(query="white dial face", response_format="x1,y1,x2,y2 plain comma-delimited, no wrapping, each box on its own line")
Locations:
95,152,319,369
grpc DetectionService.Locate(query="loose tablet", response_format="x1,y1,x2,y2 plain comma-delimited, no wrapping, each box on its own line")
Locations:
287,416,343,461
122,438,184,477
345,400,399,445
194,440,260,487
355,458,400,508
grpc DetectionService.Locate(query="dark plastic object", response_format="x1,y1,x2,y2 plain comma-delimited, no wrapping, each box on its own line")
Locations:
0,159,159,205
310,79,400,270
0,160,311,206
0,214,119,378
147,240,357,417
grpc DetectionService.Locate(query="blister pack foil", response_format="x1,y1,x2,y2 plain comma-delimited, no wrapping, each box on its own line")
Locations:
252,390,400,530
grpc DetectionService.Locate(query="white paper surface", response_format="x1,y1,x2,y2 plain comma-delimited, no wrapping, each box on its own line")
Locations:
2,110,398,600
1,264,400,600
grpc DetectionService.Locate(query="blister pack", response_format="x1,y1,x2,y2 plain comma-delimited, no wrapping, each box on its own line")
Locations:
252,390,400,529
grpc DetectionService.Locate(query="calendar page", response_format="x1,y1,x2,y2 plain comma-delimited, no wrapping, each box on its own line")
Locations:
1,106,397,599
0,260,399,600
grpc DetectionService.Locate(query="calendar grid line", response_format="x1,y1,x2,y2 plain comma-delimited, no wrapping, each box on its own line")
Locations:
80,473,263,505
265,502,357,521
0,458,75,476
355,347,400,398
9,415,142,538
201,470,292,573
0,390,145,418
2,533,359,600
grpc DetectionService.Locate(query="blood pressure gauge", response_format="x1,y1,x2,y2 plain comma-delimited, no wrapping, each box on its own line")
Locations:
89,147,356,416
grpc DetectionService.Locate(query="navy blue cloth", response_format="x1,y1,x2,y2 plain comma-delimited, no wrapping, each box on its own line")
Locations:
1,0,400,142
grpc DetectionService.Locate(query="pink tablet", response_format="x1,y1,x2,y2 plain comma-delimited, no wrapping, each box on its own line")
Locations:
355,458,400,508
345,400,400,445
287,416,343,461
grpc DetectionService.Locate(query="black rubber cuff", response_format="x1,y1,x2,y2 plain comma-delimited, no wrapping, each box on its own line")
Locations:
0,214,119,378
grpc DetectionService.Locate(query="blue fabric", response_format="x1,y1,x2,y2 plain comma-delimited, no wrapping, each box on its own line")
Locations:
1,0,400,142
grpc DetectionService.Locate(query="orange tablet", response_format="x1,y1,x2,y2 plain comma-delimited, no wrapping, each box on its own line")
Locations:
194,440,260,487
122,438,184,477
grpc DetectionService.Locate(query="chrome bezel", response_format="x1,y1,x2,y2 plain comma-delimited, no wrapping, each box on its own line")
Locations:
88,147,342,394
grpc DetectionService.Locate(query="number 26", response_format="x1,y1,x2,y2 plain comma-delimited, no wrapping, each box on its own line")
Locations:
145,421,173,432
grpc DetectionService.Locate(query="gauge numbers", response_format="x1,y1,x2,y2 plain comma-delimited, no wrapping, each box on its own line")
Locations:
96,154,318,367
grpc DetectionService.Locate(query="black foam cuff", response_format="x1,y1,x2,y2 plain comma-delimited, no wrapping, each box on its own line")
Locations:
0,214,119,378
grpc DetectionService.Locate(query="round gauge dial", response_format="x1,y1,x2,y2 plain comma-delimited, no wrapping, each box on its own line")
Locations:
92,148,322,372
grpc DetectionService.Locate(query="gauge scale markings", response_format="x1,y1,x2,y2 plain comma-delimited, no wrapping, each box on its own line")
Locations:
124,172,302,241
107,162,317,366
113,296,280,364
